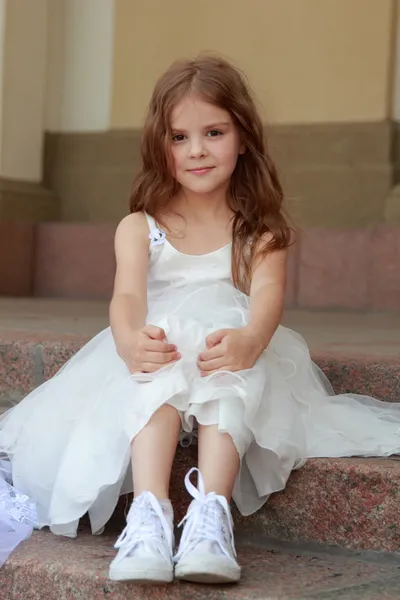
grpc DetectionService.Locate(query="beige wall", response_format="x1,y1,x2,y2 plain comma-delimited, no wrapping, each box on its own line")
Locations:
111,0,394,128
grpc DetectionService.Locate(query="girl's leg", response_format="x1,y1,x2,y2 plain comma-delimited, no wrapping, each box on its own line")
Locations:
109,404,181,583
131,403,181,499
174,423,241,584
197,424,240,499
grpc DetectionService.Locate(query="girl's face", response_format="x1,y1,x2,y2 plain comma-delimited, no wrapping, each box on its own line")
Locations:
169,94,244,197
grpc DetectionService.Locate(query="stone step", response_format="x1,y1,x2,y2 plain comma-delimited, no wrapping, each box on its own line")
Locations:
30,222,400,311
3,222,400,310
1,330,400,558
158,446,400,554
3,529,400,599
1,435,399,556
1,331,399,405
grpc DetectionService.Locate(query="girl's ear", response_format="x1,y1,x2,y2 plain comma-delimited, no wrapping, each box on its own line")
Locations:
239,141,246,155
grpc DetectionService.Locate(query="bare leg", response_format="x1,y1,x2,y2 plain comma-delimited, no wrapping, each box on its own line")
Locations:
198,424,240,500
109,404,180,582
174,424,241,583
131,404,181,499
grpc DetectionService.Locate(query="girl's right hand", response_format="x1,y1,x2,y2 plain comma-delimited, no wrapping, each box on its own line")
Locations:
117,325,180,374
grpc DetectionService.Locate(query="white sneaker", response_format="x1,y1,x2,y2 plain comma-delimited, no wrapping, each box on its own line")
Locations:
108,492,174,583
174,468,241,584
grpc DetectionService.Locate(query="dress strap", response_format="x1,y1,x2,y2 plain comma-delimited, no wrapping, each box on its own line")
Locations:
144,212,166,261
144,212,156,232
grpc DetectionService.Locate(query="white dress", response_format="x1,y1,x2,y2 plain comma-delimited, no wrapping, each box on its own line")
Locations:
1,213,400,545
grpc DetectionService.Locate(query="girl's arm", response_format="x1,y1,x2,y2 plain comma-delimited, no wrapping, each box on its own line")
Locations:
197,236,287,375
245,238,287,354
109,212,150,346
110,212,179,373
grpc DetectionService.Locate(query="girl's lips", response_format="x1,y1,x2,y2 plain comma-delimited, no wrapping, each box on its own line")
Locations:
188,167,214,175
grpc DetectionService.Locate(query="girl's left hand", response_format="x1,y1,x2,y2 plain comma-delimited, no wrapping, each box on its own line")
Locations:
197,327,263,376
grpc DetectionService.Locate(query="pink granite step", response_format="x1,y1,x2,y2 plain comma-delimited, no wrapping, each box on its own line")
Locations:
31,223,400,311
3,529,400,600
236,456,400,553
114,446,400,555
1,331,400,557
4,222,400,311
0,331,399,407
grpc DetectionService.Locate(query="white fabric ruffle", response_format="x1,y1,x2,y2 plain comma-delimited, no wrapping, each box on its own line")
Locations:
0,282,399,539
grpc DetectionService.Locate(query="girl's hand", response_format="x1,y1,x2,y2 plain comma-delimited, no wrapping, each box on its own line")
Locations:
197,327,263,376
117,325,180,374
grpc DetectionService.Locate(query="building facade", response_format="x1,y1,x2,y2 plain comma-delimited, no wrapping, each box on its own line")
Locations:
0,0,399,308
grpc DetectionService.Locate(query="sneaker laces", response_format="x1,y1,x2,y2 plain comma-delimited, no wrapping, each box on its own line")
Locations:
114,491,173,564
175,467,236,562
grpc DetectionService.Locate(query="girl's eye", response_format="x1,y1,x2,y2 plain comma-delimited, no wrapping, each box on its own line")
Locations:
172,134,186,142
207,130,223,137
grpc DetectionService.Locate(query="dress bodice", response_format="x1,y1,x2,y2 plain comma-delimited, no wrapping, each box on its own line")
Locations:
145,213,232,298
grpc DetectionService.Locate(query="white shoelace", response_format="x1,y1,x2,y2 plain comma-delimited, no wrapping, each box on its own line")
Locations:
175,467,237,562
114,492,173,564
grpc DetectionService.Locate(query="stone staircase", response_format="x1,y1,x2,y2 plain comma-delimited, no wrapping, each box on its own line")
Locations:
0,300,400,598
2,221,400,313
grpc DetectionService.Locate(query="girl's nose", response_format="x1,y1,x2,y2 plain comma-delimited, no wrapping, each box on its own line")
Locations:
188,137,207,158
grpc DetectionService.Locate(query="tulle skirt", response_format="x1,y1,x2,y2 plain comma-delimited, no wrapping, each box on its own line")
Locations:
0,281,400,541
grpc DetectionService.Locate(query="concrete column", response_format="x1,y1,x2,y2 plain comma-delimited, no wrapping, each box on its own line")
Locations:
46,0,115,132
0,0,48,182
390,3,400,216
390,0,400,197
0,0,58,224
392,0,400,120
0,0,6,168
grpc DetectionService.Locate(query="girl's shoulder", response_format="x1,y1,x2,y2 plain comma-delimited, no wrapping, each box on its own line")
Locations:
116,211,148,236
114,212,166,259
114,212,150,251
113,213,151,287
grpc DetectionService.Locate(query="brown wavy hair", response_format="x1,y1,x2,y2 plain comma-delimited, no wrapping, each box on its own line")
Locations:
130,55,292,293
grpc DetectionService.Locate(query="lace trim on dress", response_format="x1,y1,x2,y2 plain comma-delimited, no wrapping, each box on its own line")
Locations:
0,459,38,568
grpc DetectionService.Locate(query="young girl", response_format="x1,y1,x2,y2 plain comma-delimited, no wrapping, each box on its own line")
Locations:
1,55,400,585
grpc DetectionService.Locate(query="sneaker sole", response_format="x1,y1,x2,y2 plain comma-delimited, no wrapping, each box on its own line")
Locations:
108,568,173,583
175,563,241,584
